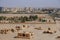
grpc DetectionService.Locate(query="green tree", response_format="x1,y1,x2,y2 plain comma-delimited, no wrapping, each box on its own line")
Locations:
0,16,6,20
20,16,25,23
29,15,38,21
33,15,38,20
29,15,34,21
23,16,29,21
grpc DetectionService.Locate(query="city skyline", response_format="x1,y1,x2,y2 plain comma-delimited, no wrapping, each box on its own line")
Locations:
0,0,60,8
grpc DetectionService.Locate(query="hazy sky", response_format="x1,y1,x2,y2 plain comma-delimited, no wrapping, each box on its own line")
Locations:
0,0,60,8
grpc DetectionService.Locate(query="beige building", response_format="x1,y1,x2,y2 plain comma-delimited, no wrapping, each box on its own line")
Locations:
2,7,11,12
2,7,20,12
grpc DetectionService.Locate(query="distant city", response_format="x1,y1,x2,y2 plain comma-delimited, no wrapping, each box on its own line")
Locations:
0,7,60,14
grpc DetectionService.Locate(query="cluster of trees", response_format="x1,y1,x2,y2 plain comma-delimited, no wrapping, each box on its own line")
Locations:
0,15,38,23
39,18,47,22
0,15,47,23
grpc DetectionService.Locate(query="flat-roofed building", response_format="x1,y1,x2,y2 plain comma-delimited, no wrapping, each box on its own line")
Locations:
2,7,19,12
2,7,11,12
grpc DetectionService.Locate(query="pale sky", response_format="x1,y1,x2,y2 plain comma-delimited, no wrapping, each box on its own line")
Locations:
0,0,60,8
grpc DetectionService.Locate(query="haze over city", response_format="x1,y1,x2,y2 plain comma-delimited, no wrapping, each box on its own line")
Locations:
0,0,60,8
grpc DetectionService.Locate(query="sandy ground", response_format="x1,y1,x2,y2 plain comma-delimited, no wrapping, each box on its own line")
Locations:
0,14,49,17
0,14,60,40
0,22,60,40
